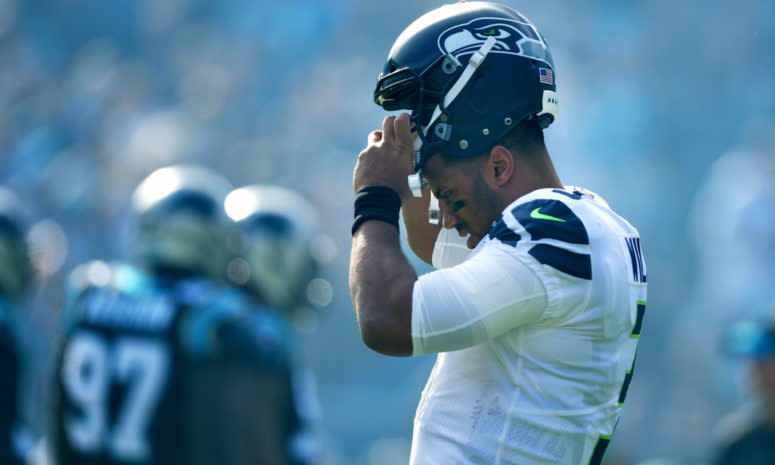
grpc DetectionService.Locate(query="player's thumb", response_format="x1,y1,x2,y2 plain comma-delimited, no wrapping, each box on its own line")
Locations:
394,113,412,149
369,130,383,144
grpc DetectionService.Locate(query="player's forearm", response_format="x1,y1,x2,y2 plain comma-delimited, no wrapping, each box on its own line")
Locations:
401,189,441,265
349,221,415,357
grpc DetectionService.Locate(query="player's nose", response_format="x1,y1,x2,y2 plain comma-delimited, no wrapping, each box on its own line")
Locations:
442,211,461,230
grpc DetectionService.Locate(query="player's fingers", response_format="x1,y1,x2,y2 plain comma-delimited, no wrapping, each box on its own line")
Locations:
394,113,412,149
369,130,383,144
382,115,397,143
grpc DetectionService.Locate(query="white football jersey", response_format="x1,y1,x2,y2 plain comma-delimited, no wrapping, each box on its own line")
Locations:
431,226,472,269
410,187,647,465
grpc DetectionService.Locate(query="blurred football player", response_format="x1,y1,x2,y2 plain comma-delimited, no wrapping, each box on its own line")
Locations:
350,2,647,464
0,187,32,465
224,184,324,465
52,165,299,465
713,319,775,465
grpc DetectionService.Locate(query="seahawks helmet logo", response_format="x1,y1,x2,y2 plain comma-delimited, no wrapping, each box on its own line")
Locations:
437,17,554,68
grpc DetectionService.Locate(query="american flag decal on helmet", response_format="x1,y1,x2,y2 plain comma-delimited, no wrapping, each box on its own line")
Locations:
539,67,553,85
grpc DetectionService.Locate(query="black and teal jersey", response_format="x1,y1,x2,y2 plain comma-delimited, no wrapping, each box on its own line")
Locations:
714,419,775,465
53,261,310,465
0,299,22,465
195,289,322,465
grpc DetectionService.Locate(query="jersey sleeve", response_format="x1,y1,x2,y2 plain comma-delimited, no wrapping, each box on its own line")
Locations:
411,242,548,356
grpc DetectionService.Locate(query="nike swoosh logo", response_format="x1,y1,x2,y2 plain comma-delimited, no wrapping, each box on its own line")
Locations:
530,207,566,223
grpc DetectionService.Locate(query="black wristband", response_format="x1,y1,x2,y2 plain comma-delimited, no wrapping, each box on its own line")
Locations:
352,186,401,236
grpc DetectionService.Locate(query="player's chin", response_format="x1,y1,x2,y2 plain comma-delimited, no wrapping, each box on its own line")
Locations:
466,234,483,249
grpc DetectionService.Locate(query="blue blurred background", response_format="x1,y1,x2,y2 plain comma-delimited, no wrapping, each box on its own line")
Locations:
2,0,774,464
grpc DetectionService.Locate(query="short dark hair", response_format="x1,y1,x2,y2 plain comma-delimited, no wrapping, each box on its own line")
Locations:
437,118,546,165
499,118,546,155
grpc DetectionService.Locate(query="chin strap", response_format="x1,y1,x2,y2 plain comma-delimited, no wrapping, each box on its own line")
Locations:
407,36,497,198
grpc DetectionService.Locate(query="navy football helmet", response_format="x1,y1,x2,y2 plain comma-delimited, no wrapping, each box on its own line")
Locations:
224,185,321,313
374,1,558,192
131,165,234,280
0,187,31,303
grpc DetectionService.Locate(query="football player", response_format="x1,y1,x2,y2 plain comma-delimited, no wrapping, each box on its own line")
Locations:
52,165,299,465
714,320,775,465
224,184,324,465
0,187,32,465
350,2,647,464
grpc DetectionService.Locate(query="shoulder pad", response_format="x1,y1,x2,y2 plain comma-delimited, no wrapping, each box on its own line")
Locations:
65,261,149,305
487,193,593,280
67,261,148,294
510,198,589,245
110,263,151,295
63,261,153,330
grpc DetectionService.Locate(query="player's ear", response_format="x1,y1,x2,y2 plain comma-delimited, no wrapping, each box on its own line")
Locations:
487,145,514,186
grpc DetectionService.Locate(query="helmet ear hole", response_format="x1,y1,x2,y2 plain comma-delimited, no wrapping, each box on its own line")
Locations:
535,114,553,129
441,55,460,74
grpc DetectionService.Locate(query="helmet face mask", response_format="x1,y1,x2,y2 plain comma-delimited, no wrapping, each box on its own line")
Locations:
131,165,234,281
242,226,316,312
225,185,321,315
135,210,226,277
374,55,446,113
374,2,558,177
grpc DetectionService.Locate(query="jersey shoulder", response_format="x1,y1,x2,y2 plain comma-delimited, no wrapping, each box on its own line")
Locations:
63,261,153,327
66,261,150,301
180,288,294,369
488,187,601,244
486,186,641,279
485,188,599,280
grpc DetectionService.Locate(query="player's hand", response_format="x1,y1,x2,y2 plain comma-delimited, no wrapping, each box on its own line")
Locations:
353,113,414,201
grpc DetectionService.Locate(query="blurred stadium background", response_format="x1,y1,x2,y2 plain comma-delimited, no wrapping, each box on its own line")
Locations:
1,0,774,464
